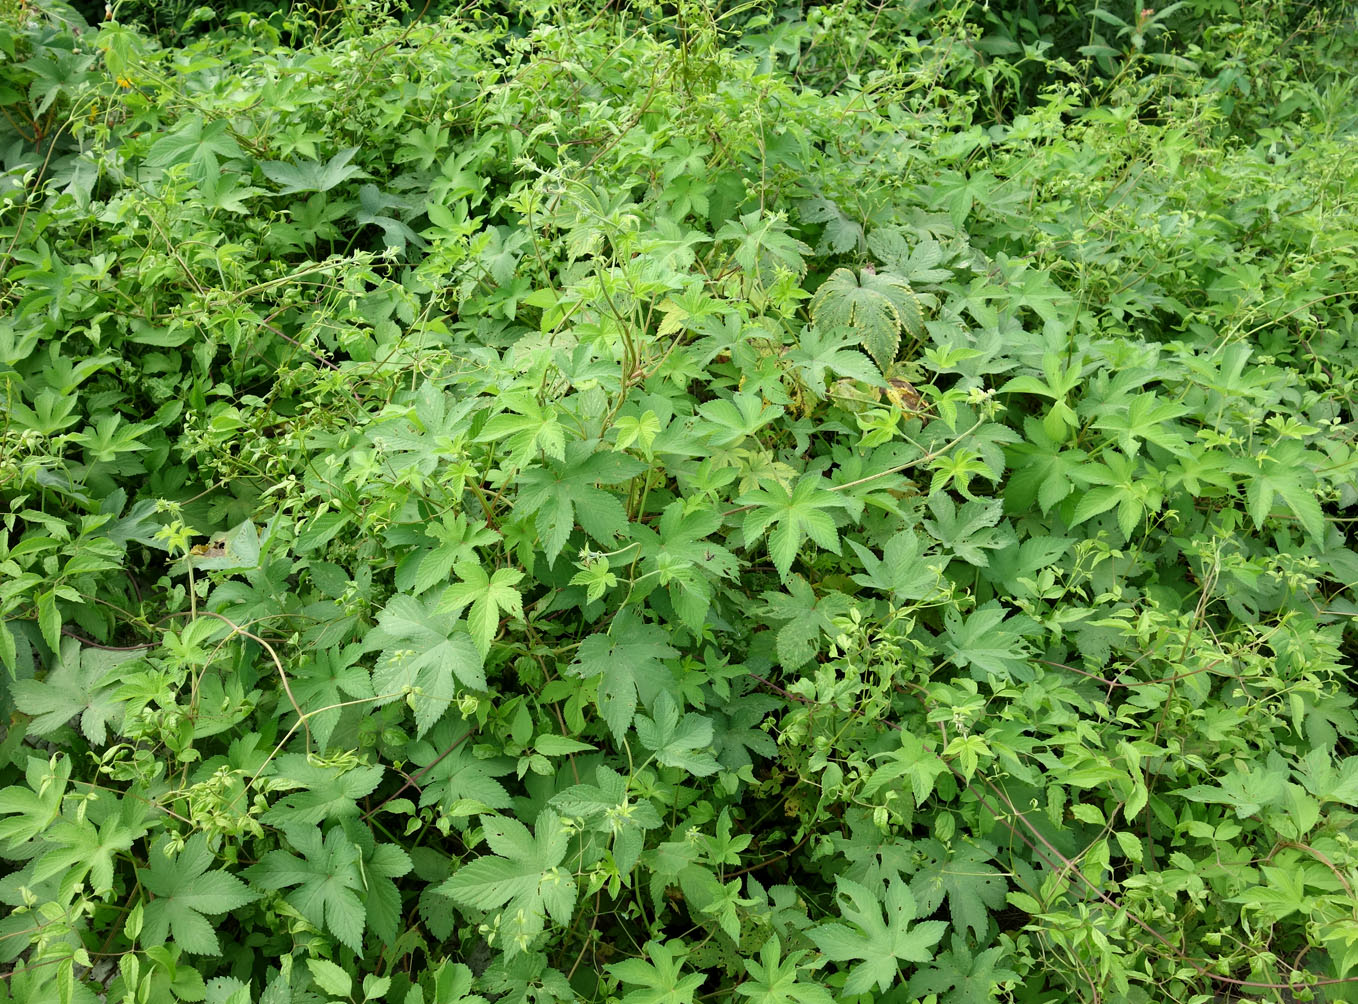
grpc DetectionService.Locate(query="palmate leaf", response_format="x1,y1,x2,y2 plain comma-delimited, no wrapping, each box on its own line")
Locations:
289,644,373,750
11,638,138,744
144,114,244,179
715,210,812,286
1228,439,1327,546
260,755,384,827
365,593,485,736
411,719,514,815
740,476,846,582
708,690,780,770
138,835,257,955
736,935,834,1004
758,576,854,670
515,440,647,565
848,530,940,602
249,826,404,951
633,693,719,777
810,268,924,370
0,756,70,849
34,799,150,897
608,940,706,1004
548,765,660,875
786,325,883,398
568,610,678,742
627,499,738,634
922,495,1007,568
808,877,947,995
906,936,1020,1004
942,600,1037,683
438,810,577,955
260,147,364,195
437,562,525,656
908,838,1007,940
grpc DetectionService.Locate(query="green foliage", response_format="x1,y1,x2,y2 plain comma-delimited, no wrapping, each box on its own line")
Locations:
1,0,1358,1001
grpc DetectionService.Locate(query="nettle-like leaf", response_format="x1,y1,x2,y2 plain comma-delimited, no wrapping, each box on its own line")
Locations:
809,877,947,995
439,809,577,955
11,638,138,744
810,268,924,370
568,611,679,742
365,592,485,736
138,835,257,955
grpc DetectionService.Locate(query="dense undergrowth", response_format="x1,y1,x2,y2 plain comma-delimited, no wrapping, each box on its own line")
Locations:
2,0,1358,1001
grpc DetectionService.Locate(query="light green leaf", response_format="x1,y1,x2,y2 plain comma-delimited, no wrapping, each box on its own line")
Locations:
306,959,352,999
